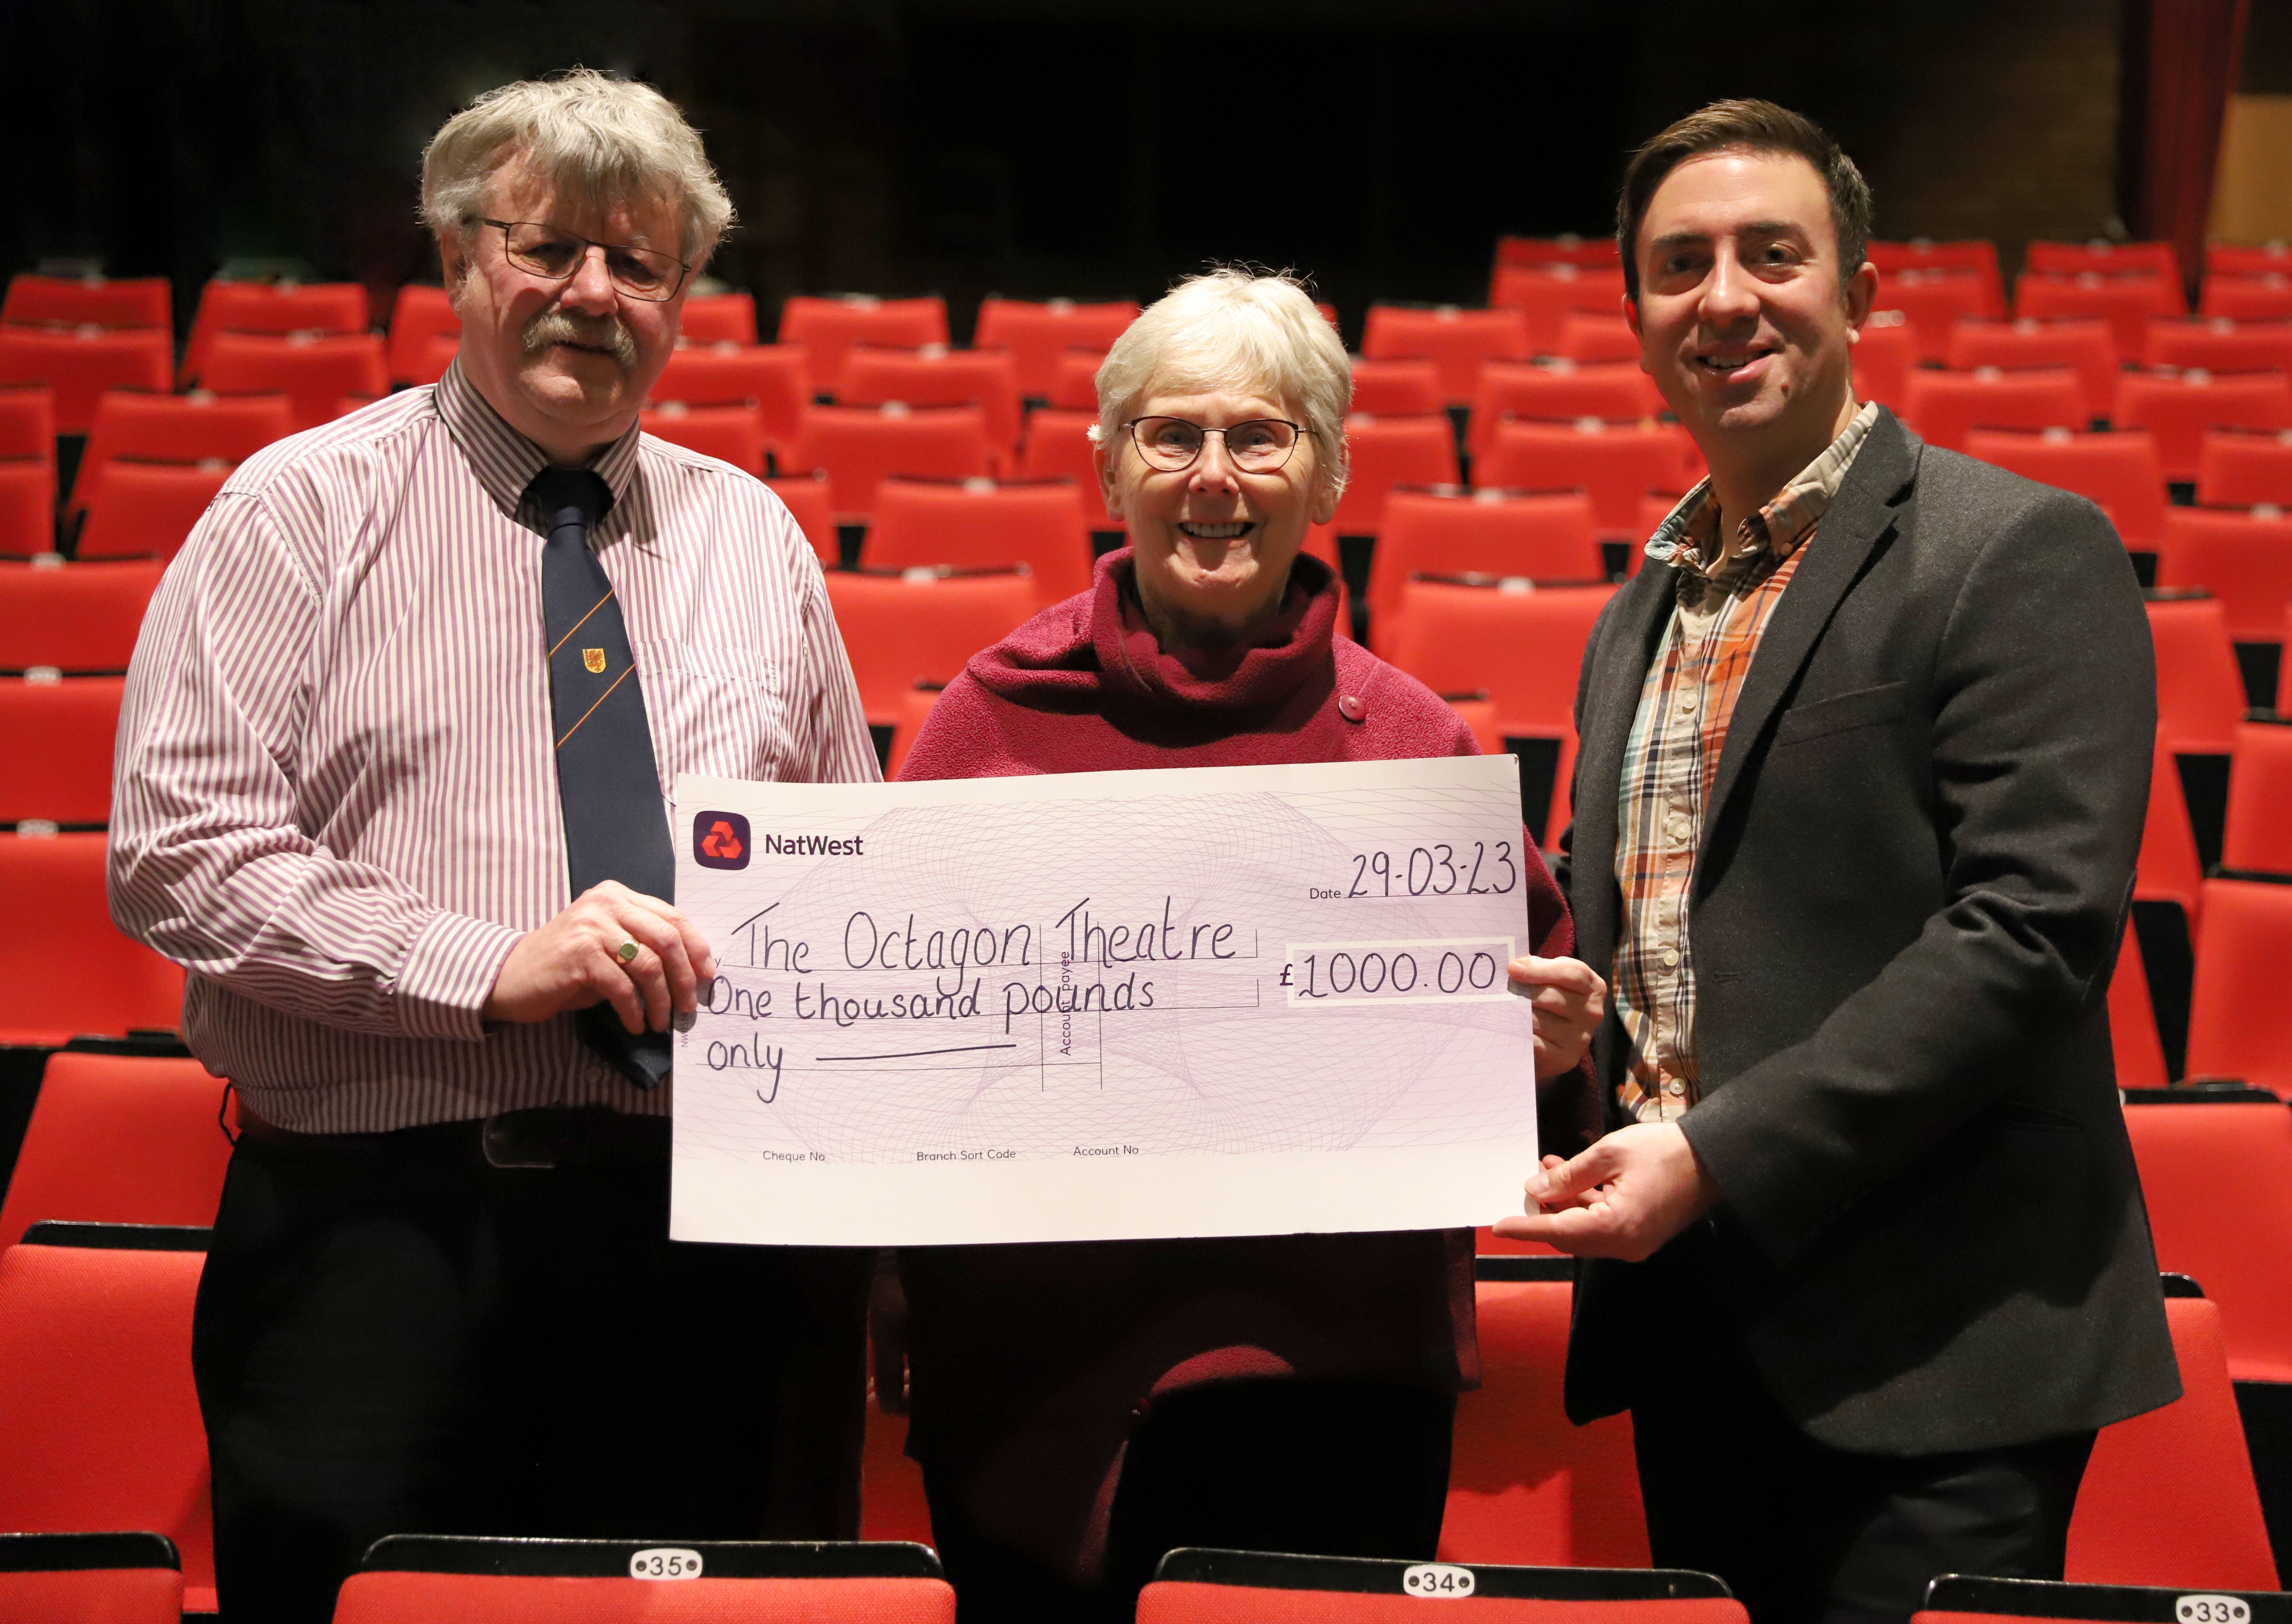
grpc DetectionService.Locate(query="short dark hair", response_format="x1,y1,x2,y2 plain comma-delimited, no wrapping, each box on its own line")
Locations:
1615,99,1872,302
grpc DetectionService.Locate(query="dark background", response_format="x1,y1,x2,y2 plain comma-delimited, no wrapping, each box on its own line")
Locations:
4,0,2271,347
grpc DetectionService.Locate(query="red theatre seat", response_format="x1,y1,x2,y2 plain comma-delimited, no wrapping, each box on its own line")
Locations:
1916,1576,2291,1624
75,460,230,563
2283,601,2292,712
1479,420,1691,534
786,404,991,520
2203,275,2292,324
1382,581,1614,737
385,284,458,386
1015,406,1102,491
0,560,164,673
1852,314,1920,413
763,473,838,568
2212,243,2292,276
1369,488,1603,637
864,476,1092,607
0,462,54,559
2114,370,2292,483
0,328,172,436
2156,506,2292,641
2187,878,2292,1097
1467,361,1664,463
2224,722,2292,875
2123,1099,2292,1385
180,279,368,387
1442,1256,1649,1567
1900,367,2087,453
1140,1547,1743,1624
652,343,810,458
881,686,942,786
2016,273,2186,360
2025,239,2182,280
1485,267,1628,356
1349,358,1445,417
334,1535,956,1624
0,1530,183,1624
2109,928,2170,1090
823,570,1037,726
2196,427,2292,508
680,290,759,346
200,332,388,433
0,1055,231,1248
0,676,122,823
639,402,765,475
0,834,185,1046
2137,743,2205,924
776,295,949,398
1361,305,1532,406
2,274,171,331
1332,413,1461,534
1961,428,2169,549
2063,1288,2278,1588
1045,350,1107,412
2146,318,2292,377
0,1229,215,1614
0,387,53,467
2148,595,2247,756
1494,234,1622,272
972,298,1139,401
1875,272,1991,361
71,390,290,514
1866,239,2007,318
840,345,1023,465
1945,319,2119,421
1553,312,1638,365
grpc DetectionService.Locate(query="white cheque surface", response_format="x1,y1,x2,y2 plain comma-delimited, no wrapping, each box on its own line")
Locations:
670,755,1539,1246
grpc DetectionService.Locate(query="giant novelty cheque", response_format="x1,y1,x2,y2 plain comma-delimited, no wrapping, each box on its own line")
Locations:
669,755,1541,1246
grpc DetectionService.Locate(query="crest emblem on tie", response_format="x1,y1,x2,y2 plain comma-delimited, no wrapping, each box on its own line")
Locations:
582,648,607,674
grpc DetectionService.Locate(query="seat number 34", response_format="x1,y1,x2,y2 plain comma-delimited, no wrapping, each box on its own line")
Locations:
1402,1563,1476,1598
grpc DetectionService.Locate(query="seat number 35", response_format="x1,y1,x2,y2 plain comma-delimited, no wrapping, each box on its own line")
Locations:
629,1547,703,1580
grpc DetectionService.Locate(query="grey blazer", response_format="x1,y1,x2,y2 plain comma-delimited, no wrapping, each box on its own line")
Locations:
1553,407,2182,1454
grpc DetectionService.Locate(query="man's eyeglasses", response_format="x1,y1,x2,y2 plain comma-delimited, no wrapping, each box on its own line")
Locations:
1123,416,1311,474
477,219,691,303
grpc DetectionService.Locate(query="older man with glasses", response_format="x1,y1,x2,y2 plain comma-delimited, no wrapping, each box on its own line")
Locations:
109,69,878,1623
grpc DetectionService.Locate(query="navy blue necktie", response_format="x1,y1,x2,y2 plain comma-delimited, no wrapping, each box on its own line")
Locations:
531,466,674,1090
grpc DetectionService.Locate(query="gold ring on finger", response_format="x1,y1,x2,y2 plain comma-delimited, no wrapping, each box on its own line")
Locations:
615,938,641,965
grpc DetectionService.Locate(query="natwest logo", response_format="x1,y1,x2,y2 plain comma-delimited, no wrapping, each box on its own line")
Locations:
692,811,751,871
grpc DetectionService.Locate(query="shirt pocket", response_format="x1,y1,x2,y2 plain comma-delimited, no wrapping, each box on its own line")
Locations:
1772,680,1909,748
633,640,791,784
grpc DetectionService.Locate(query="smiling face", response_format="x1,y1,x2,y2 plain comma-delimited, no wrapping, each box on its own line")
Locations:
445,155,687,464
1098,386,1337,652
1626,147,1875,499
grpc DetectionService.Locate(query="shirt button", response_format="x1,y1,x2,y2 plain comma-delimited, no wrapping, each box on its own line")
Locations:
1337,694,1366,723
1664,1080,1686,1097
1677,694,1699,716
1659,947,1680,968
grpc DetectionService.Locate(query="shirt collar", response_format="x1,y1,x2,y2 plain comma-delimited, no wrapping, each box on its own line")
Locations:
432,356,643,526
1645,400,1880,586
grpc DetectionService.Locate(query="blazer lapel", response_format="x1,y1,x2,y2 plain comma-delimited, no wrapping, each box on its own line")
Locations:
1700,410,1923,839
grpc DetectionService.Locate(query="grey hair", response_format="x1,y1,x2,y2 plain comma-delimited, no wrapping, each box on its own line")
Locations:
1092,268,1351,506
419,68,734,268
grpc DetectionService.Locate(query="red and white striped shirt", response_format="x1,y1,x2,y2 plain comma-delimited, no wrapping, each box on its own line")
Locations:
109,361,879,1132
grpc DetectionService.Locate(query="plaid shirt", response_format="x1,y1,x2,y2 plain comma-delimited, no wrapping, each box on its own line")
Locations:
1610,403,1879,1122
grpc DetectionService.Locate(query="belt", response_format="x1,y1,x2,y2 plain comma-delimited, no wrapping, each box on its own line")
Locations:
234,1104,670,1171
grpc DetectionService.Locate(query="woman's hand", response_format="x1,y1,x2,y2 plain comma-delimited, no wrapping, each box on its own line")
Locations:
1510,954,1606,1080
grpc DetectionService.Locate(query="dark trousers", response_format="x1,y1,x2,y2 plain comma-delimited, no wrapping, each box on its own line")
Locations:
1631,1356,2094,1624
192,1119,872,1624
924,1376,1456,1624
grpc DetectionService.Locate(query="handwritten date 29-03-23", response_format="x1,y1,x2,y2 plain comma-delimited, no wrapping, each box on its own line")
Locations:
1310,841,1520,901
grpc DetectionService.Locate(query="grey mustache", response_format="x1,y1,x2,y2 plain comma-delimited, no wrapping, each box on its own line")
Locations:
523,311,639,370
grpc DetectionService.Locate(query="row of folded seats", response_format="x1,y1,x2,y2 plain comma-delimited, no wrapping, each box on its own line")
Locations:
0,1053,2285,1617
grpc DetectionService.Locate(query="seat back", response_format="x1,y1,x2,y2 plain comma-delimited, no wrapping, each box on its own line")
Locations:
2157,508,2292,640
2109,931,2170,1090
334,1535,955,1624
680,291,759,346
1350,358,1445,417
1961,429,2169,547
1332,414,1461,534
1370,489,1602,636
2115,372,2292,483
863,477,1092,606
839,347,1022,461
1140,1548,1744,1624
1945,320,2120,420
1016,406,1101,489
2204,277,2292,323
2212,244,2292,276
0,329,174,435
881,687,941,785
2027,240,2183,279
1918,1574,2292,1624
2197,427,2292,508
2124,1099,2292,1381
0,1054,231,1249
0,676,123,823
2147,596,2246,756
385,285,458,386
2017,274,2187,358
1874,272,1991,361
0,462,55,559
822,570,1038,725
2146,319,2292,378
652,344,811,453
1852,316,1921,411
639,402,766,476
1383,582,1615,735
1480,421,1692,533
1553,313,1638,366
76,461,230,562
1866,240,2007,317
0,386,54,464
1443,1259,1649,1568
2188,878,2292,1097
0,834,184,1045
776,296,949,397
763,473,838,568
182,280,368,386
1494,235,1622,272
788,405,991,520
0,1530,182,1624
2065,1290,2278,1588
1483,269,1628,357
72,390,290,513
0,1230,213,1610
3,274,171,331
1901,367,2088,452
1361,306,1532,406
0,561,162,673
201,333,390,433
972,298,1138,400
1466,361,1663,462
1045,349,1108,411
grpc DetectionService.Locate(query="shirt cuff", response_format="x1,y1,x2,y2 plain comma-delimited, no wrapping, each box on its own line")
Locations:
394,911,525,1040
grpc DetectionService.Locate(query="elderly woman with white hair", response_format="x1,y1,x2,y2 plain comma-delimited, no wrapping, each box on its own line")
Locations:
896,269,1605,1622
